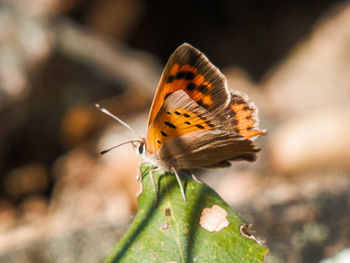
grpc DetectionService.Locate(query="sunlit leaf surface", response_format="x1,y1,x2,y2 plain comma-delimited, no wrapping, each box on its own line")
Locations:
105,164,268,263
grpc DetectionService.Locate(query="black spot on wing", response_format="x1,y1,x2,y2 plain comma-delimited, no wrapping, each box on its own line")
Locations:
175,71,195,81
174,111,181,115
186,83,196,91
184,71,195,80
197,85,209,94
164,122,176,129
175,72,185,79
196,124,205,129
206,121,215,128
183,113,191,118
185,121,191,125
166,76,174,83
161,131,168,137
197,100,210,109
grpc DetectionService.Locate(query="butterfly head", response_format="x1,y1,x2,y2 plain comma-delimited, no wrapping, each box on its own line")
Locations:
133,138,146,156
134,138,159,164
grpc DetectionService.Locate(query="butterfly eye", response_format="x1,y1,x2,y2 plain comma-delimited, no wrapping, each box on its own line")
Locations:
138,143,145,154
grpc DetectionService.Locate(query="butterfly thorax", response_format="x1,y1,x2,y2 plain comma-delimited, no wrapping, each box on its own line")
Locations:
138,138,171,171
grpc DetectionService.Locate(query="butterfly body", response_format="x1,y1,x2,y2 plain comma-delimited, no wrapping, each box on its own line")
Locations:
142,44,265,173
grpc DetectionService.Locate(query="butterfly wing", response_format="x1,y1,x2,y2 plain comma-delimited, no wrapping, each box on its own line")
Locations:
158,130,260,170
147,43,231,126
146,90,222,154
146,90,260,170
219,91,266,139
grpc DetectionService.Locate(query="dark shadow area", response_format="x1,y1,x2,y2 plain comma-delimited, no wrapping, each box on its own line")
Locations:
127,0,346,80
184,184,207,263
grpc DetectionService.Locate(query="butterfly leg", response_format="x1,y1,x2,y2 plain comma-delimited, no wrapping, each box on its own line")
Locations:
191,173,203,184
135,175,143,197
149,167,162,203
135,162,147,197
171,167,187,201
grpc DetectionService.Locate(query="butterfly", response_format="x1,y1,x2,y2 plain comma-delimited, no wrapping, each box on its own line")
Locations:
97,43,265,201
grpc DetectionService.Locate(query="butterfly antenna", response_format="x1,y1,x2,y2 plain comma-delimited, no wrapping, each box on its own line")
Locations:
95,103,141,140
99,140,142,156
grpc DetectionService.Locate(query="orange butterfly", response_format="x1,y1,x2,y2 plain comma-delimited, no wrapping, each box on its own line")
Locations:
97,43,265,201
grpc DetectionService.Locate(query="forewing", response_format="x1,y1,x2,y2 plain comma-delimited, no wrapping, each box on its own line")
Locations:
147,43,230,126
146,90,222,154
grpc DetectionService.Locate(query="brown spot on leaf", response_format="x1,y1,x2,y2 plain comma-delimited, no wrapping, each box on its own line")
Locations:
165,208,171,216
199,204,229,232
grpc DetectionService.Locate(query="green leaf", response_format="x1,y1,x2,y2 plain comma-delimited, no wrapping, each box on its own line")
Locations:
105,164,268,263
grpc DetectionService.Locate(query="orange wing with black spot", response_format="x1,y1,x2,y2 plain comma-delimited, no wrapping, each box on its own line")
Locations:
220,92,266,139
147,43,231,126
146,90,222,154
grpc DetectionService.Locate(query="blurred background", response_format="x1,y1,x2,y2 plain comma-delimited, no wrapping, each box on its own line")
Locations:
0,0,350,262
